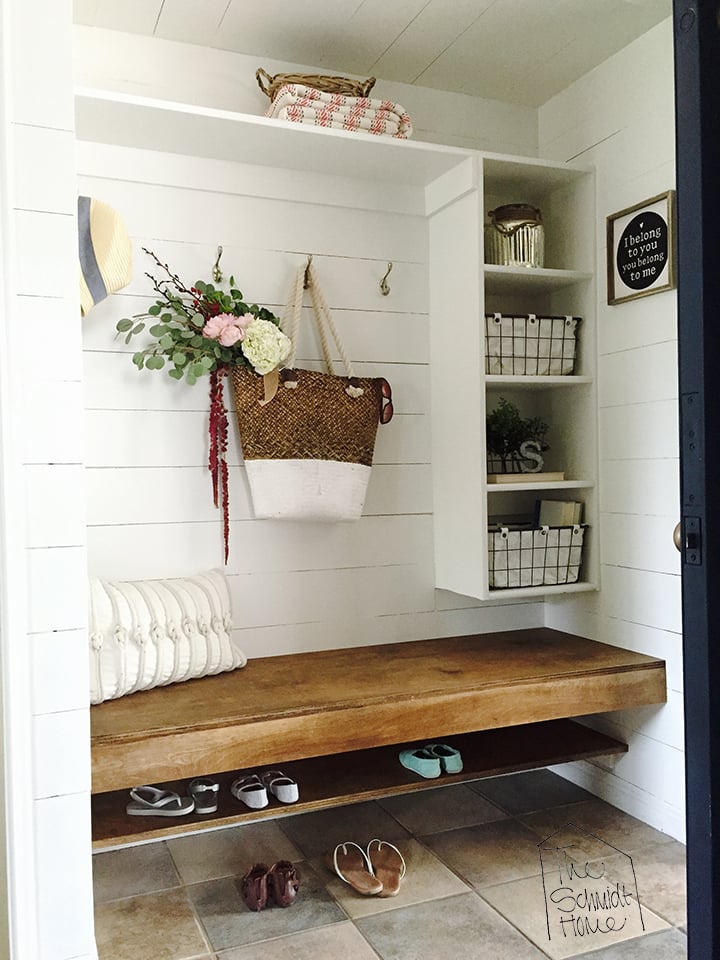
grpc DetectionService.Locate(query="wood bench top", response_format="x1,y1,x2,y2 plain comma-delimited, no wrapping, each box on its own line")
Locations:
90,628,666,794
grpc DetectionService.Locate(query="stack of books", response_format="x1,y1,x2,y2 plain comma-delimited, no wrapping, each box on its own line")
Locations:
533,499,584,526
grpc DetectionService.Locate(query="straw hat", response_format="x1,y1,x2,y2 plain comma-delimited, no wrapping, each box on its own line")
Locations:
78,196,132,316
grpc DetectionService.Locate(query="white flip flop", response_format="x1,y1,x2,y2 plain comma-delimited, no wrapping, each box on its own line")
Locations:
126,785,194,817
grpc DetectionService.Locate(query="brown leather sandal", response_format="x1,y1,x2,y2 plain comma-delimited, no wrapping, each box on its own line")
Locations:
366,839,406,897
325,842,383,896
240,862,270,911
268,860,299,907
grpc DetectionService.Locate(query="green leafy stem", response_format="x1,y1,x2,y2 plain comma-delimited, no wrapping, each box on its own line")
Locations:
115,247,278,385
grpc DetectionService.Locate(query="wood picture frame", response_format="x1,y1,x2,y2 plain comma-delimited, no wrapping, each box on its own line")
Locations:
606,190,676,305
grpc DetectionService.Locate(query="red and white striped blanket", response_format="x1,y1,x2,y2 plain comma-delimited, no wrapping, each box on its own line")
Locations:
266,83,413,139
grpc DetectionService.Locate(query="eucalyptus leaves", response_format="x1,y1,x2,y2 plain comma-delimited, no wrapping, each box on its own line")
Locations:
116,248,291,384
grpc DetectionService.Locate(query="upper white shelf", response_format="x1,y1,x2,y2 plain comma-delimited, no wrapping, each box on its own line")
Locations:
484,265,593,292
74,87,474,188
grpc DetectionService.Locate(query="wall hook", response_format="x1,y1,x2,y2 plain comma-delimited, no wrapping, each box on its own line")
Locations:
303,254,313,289
212,245,224,283
380,261,393,296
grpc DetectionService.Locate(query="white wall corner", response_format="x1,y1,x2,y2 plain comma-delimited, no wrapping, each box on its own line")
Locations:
538,16,683,841
551,758,686,844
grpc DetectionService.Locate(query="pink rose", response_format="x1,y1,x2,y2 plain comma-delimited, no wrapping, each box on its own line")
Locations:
220,326,244,347
202,314,229,340
202,312,251,347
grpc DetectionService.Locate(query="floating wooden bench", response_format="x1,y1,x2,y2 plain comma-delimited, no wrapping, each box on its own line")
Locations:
90,628,666,847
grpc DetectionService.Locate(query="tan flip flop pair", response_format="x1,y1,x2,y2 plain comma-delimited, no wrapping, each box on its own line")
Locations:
326,839,406,897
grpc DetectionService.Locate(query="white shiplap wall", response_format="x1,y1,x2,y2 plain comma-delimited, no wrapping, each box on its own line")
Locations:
539,18,684,841
78,140,544,658
71,29,545,667
1,0,96,957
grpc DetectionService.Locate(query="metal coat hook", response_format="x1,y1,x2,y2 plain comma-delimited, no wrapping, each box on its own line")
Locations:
212,245,224,283
380,261,393,296
303,254,313,289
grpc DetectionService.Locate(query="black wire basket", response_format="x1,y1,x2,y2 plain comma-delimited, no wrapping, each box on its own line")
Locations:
488,523,587,589
484,313,580,376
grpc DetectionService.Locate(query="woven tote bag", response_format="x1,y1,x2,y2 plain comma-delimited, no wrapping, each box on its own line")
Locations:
231,262,393,521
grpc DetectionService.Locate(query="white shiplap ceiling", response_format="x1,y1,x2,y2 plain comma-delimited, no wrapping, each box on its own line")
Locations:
73,0,671,108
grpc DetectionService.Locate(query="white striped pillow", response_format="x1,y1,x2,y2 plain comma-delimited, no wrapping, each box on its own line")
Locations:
88,569,246,704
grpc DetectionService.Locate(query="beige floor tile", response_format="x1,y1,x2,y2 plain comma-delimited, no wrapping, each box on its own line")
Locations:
535,826,686,930
94,888,210,960
422,819,545,887
187,861,345,952
377,783,507,834
356,892,548,959
279,800,409,859
93,842,180,903
215,921,379,959
520,799,674,857
600,839,686,927
481,872,670,959
472,769,595,814
167,821,303,884
537,821,639,871
318,837,468,918
543,928,687,960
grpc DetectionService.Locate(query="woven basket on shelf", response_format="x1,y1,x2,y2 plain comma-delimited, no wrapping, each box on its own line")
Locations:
256,67,376,102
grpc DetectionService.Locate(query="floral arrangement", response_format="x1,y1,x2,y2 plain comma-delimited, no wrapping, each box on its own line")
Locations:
117,248,292,562
117,247,291,382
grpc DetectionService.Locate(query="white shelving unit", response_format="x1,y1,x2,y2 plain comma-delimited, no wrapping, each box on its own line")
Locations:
429,152,598,601
74,88,598,605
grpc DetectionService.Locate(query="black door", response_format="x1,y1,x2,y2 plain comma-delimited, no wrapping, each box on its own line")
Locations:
673,3,720,957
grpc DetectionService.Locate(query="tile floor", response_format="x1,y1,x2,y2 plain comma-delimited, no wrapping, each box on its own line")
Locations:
93,769,687,960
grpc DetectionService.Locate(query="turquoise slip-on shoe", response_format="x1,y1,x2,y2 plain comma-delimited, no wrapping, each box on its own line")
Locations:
425,743,463,774
399,748,441,779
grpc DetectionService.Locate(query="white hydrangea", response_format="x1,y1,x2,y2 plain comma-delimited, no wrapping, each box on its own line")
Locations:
240,318,292,375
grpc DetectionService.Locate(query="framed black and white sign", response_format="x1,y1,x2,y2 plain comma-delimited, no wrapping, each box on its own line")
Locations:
606,190,676,305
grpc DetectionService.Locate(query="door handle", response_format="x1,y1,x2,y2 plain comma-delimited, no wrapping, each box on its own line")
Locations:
673,522,682,552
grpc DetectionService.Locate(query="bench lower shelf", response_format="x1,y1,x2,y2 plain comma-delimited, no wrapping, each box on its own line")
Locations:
92,718,626,848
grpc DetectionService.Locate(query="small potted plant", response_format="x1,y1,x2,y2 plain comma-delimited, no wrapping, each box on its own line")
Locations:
486,397,548,474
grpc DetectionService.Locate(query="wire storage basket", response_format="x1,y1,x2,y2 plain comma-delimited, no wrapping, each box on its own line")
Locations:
488,524,587,589
484,313,580,376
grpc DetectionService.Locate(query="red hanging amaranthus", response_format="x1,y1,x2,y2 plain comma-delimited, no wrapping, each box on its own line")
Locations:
116,248,291,566
208,366,230,564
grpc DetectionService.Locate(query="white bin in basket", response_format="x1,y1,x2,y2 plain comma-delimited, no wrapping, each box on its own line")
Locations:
484,313,579,376
488,524,586,589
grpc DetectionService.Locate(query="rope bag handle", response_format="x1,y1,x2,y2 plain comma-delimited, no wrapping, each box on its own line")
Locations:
282,261,364,397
